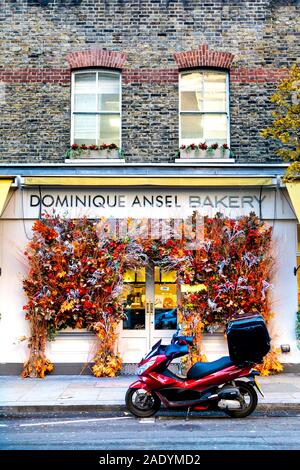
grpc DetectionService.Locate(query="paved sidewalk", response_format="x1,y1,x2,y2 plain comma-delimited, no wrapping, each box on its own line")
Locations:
1,374,300,412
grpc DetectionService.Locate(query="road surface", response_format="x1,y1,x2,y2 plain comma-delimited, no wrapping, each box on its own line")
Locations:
0,409,299,450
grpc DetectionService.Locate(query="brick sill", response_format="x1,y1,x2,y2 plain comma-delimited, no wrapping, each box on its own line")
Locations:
65,158,126,165
175,158,235,164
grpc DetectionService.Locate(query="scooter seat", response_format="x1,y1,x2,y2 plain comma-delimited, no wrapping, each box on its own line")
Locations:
187,356,234,380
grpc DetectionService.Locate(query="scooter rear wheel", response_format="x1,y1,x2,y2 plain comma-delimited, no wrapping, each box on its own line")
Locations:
125,388,161,418
224,380,258,418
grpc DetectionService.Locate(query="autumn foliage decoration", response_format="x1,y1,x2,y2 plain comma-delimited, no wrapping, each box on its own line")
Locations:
179,213,277,374
22,212,278,378
22,218,133,378
22,216,187,378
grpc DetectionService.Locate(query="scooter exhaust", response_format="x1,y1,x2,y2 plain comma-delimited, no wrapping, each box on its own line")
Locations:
218,399,241,410
218,387,241,400
217,387,243,410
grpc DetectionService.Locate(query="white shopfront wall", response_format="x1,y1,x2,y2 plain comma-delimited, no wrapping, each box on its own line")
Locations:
0,184,299,373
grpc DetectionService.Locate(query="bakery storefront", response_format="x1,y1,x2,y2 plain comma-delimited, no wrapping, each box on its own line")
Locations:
0,174,299,374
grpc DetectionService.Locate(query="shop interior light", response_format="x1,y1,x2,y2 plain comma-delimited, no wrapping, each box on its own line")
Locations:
281,344,291,353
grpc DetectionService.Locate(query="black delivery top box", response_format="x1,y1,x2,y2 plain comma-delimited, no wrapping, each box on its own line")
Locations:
226,315,271,365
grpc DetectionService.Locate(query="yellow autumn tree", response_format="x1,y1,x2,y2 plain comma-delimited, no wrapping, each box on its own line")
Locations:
261,64,300,181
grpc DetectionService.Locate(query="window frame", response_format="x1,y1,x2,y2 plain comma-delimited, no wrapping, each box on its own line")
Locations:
71,68,122,147
178,68,230,148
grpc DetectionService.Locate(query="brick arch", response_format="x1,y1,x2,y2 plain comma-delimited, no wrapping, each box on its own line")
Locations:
173,44,235,70
65,49,127,70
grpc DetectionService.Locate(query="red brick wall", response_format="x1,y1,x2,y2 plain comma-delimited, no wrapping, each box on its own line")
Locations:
0,66,288,84
173,44,235,69
66,49,127,70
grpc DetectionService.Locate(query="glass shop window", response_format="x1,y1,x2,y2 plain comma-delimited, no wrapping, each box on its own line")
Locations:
122,268,146,330
154,267,177,330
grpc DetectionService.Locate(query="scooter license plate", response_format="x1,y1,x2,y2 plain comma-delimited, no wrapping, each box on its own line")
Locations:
254,377,264,397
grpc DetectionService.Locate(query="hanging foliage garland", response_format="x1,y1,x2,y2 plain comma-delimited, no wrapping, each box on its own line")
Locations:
22,212,279,378
23,218,126,377
178,213,281,375
22,216,189,378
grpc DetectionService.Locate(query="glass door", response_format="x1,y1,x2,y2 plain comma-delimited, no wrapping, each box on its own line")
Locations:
150,267,178,347
119,266,178,363
123,268,147,331
119,267,149,362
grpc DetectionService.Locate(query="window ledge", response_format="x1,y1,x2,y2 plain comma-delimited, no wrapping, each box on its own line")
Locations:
64,158,126,165
175,158,235,164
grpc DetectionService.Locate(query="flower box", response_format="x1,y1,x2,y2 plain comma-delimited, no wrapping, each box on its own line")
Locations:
85,149,120,159
178,144,231,160
180,148,230,159
66,144,121,160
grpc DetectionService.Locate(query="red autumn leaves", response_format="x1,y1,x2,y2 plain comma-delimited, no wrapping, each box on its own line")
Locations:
182,212,273,328
23,217,127,333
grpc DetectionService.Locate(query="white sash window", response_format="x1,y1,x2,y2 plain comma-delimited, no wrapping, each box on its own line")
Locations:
71,70,121,146
179,70,230,146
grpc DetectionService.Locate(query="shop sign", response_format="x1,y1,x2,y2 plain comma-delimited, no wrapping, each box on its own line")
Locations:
3,188,296,220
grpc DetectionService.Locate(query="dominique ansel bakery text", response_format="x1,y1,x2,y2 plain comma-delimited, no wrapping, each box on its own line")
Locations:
30,193,267,209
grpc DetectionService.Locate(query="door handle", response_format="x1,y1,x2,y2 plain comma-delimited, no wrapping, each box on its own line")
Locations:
146,302,154,315
149,302,154,325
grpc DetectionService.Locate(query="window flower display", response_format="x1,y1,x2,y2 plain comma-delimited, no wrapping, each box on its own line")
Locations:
178,143,231,159
65,143,121,160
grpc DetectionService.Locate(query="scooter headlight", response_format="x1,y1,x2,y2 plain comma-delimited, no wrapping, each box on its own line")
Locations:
137,358,156,375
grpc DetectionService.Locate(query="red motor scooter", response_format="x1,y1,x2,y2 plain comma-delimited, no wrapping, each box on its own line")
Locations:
126,317,269,418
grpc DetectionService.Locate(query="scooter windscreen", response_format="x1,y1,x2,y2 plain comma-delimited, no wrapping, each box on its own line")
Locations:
164,342,189,359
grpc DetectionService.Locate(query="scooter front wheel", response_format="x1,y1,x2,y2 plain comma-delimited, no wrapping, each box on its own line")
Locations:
125,388,161,418
224,380,258,418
